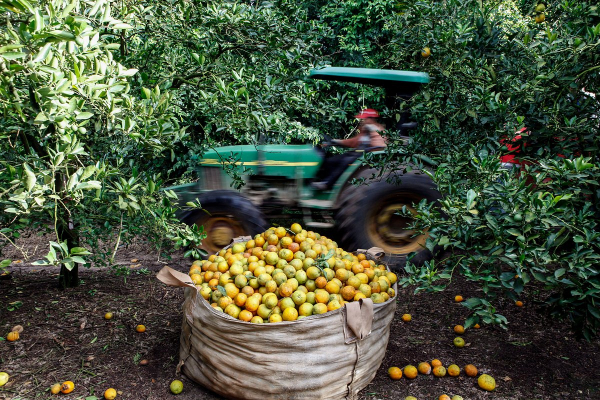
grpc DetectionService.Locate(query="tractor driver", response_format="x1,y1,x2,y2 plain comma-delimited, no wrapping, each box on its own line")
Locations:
311,109,387,191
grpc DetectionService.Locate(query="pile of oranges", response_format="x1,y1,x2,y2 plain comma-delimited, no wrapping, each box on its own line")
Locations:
188,223,397,323
388,360,496,392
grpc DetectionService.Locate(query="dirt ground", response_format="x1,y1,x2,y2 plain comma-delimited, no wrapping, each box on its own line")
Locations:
1,236,600,400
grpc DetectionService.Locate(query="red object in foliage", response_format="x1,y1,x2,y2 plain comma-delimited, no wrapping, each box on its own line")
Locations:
499,127,528,165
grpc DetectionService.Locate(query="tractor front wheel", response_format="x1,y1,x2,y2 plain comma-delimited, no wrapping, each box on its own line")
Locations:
180,191,268,256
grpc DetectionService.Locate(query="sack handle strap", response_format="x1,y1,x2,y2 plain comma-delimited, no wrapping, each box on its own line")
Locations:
356,246,385,260
344,298,374,341
156,266,197,291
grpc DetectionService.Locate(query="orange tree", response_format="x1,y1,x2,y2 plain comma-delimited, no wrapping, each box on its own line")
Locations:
315,0,600,338
0,0,205,287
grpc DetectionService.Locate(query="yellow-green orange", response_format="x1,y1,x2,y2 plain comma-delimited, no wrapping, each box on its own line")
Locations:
478,374,496,391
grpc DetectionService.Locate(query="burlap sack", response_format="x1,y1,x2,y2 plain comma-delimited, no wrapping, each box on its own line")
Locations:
157,248,396,400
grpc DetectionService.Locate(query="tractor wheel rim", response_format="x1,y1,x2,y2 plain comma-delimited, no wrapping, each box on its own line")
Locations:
198,216,245,254
367,198,428,255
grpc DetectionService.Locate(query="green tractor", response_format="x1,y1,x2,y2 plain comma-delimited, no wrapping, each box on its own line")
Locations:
170,67,441,269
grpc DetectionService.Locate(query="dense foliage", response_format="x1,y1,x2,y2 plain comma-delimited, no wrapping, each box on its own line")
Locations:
1,0,599,336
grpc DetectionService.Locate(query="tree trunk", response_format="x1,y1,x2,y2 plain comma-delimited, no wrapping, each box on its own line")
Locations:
59,263,79,289
57,210,79,289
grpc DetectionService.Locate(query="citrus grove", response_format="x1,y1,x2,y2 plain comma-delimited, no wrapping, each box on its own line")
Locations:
1,0,599,398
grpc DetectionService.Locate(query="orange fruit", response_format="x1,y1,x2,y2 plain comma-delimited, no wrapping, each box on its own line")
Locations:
234,293,247,307
61,381,75,394
535,13,545,23
433,366,447,377
288,242,300,253
439,395,451,400
401,314,411,322
269,313,283,323
417,362,431,375
306,266,321,280
50,383,61,394
279,283,295,298
447,364,460,377
104,312,114,320
327,300,342,312
315,276,327,289
453,325,465,334
340,286,356,301
224,304,241,319
474,323,481,329
104,388,117,400
239,310,253,322
403,365,418,379
208,278,219,290
135,325,146,333
170,379,183,394
454,295,463,302
421,46,431,58
465,364,478,377
6,331,19,341
315,290,329,304
241,285,255,297
369,281,381,294
224,282,240,298
478,374,496,391
217,296,232,309
290,223,303,234
453,337,465,348
388,366,402,380
312,303,328,314
351,263,364,275
325,281,340,294
431,359,442,368
282,307,298,321
516,300,524,307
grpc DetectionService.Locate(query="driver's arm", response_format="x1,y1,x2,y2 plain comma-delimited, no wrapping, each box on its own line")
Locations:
332,135,360,148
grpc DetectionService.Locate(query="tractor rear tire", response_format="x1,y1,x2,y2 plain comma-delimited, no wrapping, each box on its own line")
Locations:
335,170,441,271
180,191,269,256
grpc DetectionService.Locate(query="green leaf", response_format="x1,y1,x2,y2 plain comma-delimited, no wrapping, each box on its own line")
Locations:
467,189,477,210
0,44,25,52
14,0,34,13
34,111,48,123
588,305,600,320
80,166,96,181
70,247,91,255
76,112,94,120
462,297,482,309
32,43,52,63
75,181,102,190
71,256,87,264
1,52,27,60
49,30,76,41
464,315,479,329
111,23,133,29
23,166,36,191
141,87,152,99
118,68,138,77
